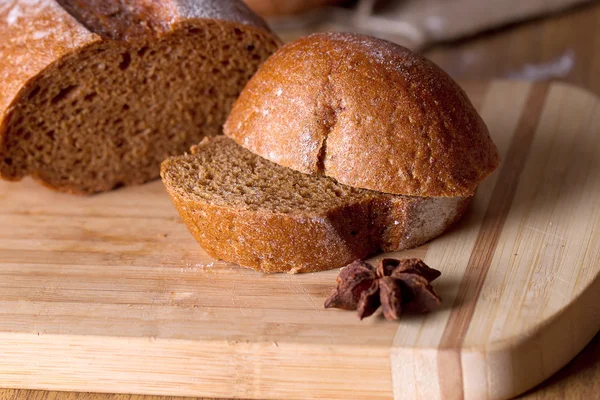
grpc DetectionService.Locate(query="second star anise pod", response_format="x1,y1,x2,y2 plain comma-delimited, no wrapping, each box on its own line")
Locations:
324,258,442,320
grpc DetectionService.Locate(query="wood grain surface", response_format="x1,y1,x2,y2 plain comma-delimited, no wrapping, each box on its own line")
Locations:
0,80,599,400
3,2,600,399
428,5,600,398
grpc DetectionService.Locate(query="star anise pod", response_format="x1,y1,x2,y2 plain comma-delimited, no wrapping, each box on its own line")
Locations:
324,258,442,320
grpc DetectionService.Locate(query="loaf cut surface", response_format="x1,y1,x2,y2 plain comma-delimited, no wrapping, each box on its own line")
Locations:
161,137,471,273
0,0,280,194
225,32,499,198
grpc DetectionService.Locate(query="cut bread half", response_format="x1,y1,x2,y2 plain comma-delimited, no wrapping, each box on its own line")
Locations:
161,136,470,273
225,33,499,198
0,0,280,194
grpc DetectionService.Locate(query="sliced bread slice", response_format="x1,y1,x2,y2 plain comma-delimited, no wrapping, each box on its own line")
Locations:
161,136,470,273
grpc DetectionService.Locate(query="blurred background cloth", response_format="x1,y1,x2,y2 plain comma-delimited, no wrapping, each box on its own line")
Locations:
246,0,594,49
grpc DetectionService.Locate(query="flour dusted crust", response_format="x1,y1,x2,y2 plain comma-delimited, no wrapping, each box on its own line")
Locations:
0,0,99,114
243,0,343,17
173,0,269,27
0,0,280,194
225,32,500,198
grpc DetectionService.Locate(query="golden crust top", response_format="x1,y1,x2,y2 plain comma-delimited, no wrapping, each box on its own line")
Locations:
225,32,500,197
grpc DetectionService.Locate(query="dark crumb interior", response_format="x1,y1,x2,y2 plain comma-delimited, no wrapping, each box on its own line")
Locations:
161,136,374,214
0,20,278,194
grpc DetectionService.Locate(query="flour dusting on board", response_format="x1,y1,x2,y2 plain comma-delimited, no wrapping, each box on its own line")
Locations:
508,50,575,81
180,262,215,272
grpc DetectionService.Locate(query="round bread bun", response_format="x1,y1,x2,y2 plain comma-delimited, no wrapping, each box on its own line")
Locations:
243,0,344,17
224,33,500,198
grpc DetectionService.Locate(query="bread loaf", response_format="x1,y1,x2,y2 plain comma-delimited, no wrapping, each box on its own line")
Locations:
161,136,470,273
0,0,280,194
224,33,499,198
163,33,498,273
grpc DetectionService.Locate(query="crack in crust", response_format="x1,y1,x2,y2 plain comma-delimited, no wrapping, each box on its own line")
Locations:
315,72,343,173
315,103,336,173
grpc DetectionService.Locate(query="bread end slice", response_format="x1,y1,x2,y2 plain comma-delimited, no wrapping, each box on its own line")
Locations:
161,137,471,273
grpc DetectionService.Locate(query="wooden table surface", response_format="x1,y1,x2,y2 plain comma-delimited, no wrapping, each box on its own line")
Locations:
3,1,600,399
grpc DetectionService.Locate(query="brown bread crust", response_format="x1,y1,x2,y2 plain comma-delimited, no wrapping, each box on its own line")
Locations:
0,0,279,194
243,0,343,17
224,32,500,198
56,0,270,40
161,137,471,274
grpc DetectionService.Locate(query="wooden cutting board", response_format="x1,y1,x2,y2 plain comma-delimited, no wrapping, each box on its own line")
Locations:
0,80,599,400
